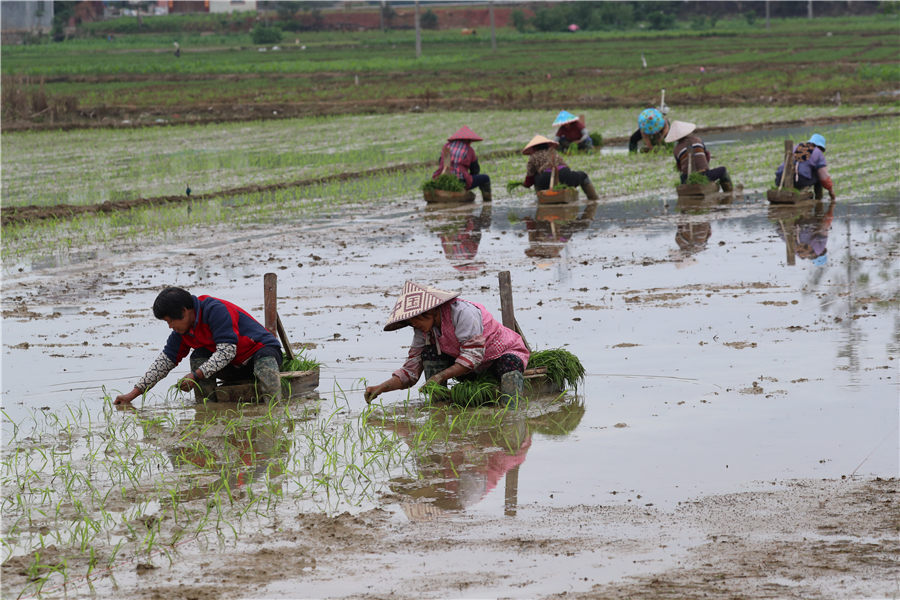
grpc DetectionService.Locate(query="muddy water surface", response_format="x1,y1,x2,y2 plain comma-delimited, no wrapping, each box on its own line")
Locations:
2,186,898,598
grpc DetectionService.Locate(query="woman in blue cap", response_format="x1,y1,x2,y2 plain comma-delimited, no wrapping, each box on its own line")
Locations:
552,111,593,153
629,107,670,153
775,134,835,201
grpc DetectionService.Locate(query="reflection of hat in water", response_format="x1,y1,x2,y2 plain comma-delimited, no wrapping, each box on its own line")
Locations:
638,108,665,135
552,110,578,126
447,126,483,142
812,252,828,266
522,135,559,155
665,120,697,143
384,281,460,331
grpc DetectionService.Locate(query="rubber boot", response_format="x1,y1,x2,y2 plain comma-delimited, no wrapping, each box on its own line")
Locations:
189,357,218,403
253,356,282,403
499,371,525,409
479,183,492,202
581,179,600,201
814,182,823,201
720,175,734,193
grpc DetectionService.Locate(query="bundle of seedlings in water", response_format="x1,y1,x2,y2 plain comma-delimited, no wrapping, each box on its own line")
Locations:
280,347,321,394
551,183,575,192
420,373,500,406
422,174,465,193
527,348,586,391
685,172,711,185
506,181,525,194
419,380,452,403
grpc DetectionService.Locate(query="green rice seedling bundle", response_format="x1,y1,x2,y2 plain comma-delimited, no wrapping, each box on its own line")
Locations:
422,174,466,193
506,181,525,193
419,380,452,403
527,349,586,391
420,373,500,406
686,172,711,185
551,183,576,191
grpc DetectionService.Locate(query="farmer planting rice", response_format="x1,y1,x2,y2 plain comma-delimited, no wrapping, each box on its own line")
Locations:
552,110,593,153
666,120,734,192
431,126,492,202
518,135,599,200
364,281,529,407
774,134,836,201
114,287,282,405
629,107,670,153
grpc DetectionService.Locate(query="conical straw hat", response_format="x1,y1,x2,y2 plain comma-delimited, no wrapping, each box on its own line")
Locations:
447,126,483,142
384,281,460,331
665,120,696,143
522,135,559,155
552,110,578,126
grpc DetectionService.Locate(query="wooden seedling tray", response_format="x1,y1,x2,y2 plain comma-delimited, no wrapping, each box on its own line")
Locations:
676,182,720,200
536,188,579,204
767,188,814,205
423,189,476,203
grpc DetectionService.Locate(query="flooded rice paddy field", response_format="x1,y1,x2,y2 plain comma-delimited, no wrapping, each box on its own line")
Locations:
1,118,899,599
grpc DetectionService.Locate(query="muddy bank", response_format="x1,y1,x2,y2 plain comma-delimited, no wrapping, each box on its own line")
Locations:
3,112,896,228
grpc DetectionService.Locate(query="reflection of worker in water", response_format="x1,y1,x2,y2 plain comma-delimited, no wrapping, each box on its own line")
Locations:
383,401,584,517
774,134,836,201
524,201,598,259
773,200,835,266
389,418,532,513
432,205,492,272
364,281,530,406
519,135,599,199
114,287,283,405
431,126,491,202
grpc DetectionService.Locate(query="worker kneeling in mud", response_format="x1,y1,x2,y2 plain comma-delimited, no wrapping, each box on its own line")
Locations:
114,287,282,405
519,135,599,200
629,107,670,153
775,134,835,201
666,120,734,192
432,126,492,201
552,110,594,153
364,281,530,408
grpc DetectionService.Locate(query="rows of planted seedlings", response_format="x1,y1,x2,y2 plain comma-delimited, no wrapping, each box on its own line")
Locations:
0,378,581,597
3,119,897,270
4,105,896,209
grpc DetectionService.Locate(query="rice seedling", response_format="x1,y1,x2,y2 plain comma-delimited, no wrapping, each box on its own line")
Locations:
527,349,586,392
685,173,711,185
421,174,465,193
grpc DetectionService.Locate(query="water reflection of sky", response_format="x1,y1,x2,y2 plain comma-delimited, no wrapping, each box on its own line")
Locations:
2,192,897,514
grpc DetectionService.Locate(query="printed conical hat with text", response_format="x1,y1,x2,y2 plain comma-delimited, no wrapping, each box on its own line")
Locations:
384,281,460,331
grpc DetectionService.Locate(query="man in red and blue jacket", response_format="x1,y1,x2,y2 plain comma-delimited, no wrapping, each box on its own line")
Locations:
115,287,282,404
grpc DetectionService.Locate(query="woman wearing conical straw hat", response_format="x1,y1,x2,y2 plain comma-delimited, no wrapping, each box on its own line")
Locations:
552,110,594,153
518,135,599,200
364,282,530,408
431,126,492,202
665,121,733,192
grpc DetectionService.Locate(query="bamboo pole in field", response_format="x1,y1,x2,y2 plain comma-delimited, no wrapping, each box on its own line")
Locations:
490,1,497,54
415,0,421,59
498,271,530,352
264,273,277,336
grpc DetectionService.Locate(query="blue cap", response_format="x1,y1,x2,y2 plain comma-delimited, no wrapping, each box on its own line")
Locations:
812,252,828,266
808,134,826,149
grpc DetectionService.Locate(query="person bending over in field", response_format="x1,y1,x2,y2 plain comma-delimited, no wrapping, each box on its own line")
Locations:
364,281,529,408
629,107,670,153
666,120,734,192
114,287,282,405
432,126,492,202
552,110,594,153
774,134,836,201
519,135,599,200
